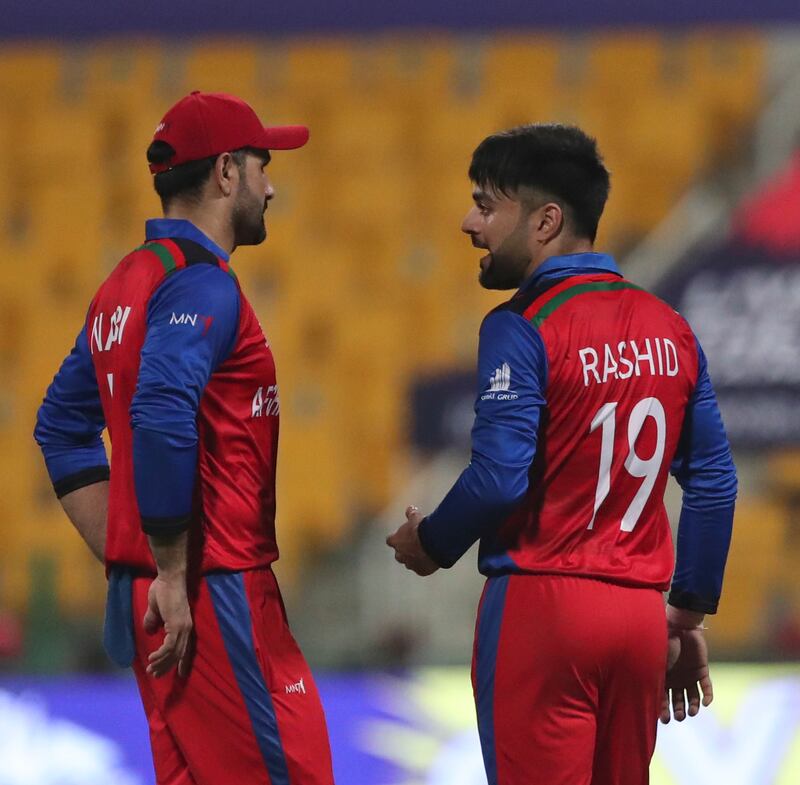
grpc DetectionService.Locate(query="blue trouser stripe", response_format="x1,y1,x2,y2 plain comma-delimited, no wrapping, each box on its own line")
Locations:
207,572,290,785
475,575,509,785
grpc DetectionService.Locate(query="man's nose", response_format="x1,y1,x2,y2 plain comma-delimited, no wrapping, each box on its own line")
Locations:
461,207,479,235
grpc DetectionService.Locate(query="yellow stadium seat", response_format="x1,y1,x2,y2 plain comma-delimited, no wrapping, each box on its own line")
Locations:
0,32,771,615
481,36,562,125
709,500,784,649
0,45,64,104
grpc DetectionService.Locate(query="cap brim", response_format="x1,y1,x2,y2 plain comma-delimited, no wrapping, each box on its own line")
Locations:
261,125,309,150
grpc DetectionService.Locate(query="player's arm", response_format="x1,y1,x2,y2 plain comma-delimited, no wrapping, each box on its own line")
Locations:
34,324,109,563
131,264,239,677
669,337,737,616
389,310,545,571
662,336,737,722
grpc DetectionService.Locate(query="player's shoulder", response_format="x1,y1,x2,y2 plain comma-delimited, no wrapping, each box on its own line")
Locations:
480,301,539,339
492,276,564,318
480,276,564,336
122,237,236,282
150,262,240,312
621,279,695,334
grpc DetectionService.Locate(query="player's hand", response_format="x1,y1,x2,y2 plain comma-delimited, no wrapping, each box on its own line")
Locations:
386,507,440,577
660,608,713,724
143,573,193,679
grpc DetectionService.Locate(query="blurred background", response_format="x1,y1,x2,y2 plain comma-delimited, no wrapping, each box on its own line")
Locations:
1,1,800,783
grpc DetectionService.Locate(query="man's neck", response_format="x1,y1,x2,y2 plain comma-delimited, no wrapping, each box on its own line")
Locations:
524,238,595,280
163,206,234,255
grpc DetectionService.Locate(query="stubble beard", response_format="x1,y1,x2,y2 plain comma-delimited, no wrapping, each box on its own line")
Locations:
232,189,267,247
478,216,532,290
478,250,531,290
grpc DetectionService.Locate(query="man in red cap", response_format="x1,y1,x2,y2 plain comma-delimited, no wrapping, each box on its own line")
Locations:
35,92,335,784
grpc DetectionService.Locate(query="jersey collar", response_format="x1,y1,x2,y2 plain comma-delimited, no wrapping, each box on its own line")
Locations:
519,252,621,292
145,218,230,262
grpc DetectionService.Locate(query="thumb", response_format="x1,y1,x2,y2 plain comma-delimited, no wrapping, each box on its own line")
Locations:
406,505,420,520
143,600,162,635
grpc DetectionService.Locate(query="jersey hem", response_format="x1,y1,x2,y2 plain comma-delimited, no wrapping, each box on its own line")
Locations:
54,465,110,498
667,589,718,615
140,514,192,537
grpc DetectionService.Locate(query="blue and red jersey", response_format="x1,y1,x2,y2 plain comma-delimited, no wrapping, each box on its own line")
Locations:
418,252,737,614
35,219,281,575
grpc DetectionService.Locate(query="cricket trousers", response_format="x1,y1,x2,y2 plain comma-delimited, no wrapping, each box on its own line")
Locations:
473,574,667,785
131,567,334,785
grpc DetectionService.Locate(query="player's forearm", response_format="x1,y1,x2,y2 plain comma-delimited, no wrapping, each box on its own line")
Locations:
148,531,189,579
668,500,734,614
420,457,529,567
59,481,109,563
133,426,197,534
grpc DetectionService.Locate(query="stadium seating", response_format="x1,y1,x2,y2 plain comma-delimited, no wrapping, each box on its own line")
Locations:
0,34,770,631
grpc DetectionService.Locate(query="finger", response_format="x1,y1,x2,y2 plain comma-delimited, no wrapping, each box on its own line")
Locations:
176,633,189,676
671,687,686,722
699,674,714,707
151,657,176,678
406,558,424,575
177,633,192,678
685,682,701,717
659,690,672,724
148,648,178,677
147,648,175,673
157,629,190,675
406,506,419,519
394,552,406,564
148,634,176,666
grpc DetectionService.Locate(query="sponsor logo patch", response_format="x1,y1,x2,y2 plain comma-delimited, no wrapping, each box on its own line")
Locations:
481,362,519,401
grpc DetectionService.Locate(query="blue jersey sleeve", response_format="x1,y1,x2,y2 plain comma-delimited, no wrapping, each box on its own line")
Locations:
418,310,546,568
34,325,109,496
668,337,737,614
130,264,239,535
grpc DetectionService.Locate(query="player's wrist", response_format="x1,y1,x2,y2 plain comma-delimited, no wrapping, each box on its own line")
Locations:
666,604,705,630
156,566,188,583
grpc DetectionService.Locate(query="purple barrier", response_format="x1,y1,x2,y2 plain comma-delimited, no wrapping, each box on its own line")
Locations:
0,673,406,785
1,666,799,784
2,0,800,39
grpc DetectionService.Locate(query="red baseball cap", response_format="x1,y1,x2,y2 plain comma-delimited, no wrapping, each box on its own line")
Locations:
149,91,309,174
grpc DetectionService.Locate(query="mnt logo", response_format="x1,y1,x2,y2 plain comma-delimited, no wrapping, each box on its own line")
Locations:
169,312,214,336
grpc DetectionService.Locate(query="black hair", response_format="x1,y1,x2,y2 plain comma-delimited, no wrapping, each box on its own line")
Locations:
147,142,270,208
468,124,610,242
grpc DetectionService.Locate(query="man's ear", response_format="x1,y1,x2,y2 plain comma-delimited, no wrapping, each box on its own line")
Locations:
532,201,564,243
214,152,237,197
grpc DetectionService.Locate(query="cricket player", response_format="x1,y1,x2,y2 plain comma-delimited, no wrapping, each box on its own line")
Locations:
35,91,334,785
387,124,737,785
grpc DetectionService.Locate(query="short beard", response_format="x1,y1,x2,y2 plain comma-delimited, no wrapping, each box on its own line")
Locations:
478,210,534,290
478,249,531,290
232,188,267,247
